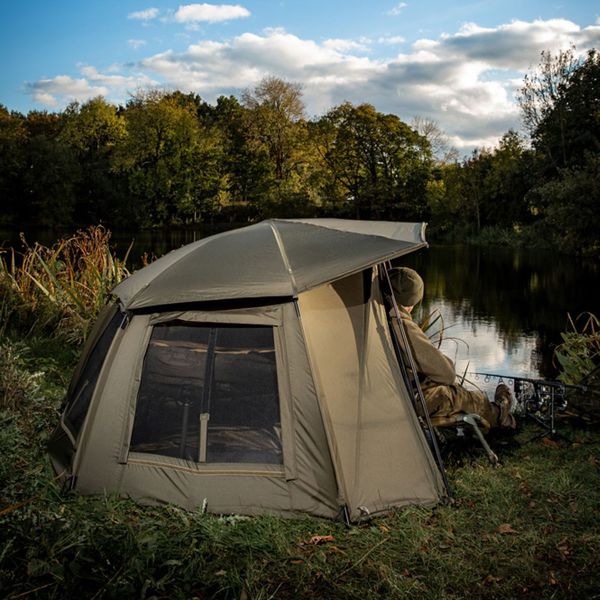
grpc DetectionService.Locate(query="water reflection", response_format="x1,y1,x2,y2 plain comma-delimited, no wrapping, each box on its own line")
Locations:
402,245,600,380
416,298,540,380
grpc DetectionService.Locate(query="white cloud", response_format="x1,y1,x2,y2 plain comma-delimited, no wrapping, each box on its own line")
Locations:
387,2,408,16
128,39,147,50
137,20,600,148
436,18,585,69
26,67,158,108
323,38,371,53
378,35,406,45
26,76,109,106
78,66,157,90
128,8,159,20
139,28,380,116
26,18,600,152
174,3,250,23
30,91,60,108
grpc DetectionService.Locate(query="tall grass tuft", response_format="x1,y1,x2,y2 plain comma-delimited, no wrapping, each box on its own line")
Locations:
0,226,130,344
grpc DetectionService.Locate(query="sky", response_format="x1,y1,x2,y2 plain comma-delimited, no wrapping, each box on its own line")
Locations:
1,1,599,152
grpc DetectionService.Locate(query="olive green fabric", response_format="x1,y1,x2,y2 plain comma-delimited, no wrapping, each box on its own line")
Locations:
113,219,427,309
50,220,447,520
393,306,455,385
72,305,342,518
299,271,445,519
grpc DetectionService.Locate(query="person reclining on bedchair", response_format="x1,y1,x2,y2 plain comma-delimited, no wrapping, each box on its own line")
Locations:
388,267,517,431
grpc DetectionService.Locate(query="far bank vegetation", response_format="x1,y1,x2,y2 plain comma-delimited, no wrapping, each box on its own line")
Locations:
1,48,599,256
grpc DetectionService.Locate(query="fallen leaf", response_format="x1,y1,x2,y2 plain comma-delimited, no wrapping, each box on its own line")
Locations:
0,501,29,517
519,481,532,497
497,523,519,535
304,534,335,545
483,574,501,586
214,570,227,577
548,571,559,585
557,538,572,561
542,437,560,449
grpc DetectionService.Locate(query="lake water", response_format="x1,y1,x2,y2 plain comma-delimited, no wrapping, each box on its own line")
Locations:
2,227,598,383
403,244,600,385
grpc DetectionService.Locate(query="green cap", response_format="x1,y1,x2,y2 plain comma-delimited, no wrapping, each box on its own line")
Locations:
389,267,424,306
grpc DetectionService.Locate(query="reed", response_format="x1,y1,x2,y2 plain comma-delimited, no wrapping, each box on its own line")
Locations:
0,226,130,344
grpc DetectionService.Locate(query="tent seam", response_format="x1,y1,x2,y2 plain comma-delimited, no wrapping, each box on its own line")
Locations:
268,220,299,297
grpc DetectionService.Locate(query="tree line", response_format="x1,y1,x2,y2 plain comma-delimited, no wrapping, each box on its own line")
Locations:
1,48,598,255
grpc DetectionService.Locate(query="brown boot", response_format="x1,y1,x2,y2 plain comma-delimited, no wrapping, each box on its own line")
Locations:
493,384,517,429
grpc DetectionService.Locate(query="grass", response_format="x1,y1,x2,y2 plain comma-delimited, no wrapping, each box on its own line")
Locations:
1,337,599,599
1,228,598,598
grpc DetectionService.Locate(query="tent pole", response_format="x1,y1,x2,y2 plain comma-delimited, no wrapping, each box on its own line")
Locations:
382,262,451,496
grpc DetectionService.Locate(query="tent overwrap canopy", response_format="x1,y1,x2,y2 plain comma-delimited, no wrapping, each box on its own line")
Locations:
49,218,446,521
114,219,427,310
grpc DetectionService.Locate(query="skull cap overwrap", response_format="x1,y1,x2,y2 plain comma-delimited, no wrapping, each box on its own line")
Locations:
389,267,424,306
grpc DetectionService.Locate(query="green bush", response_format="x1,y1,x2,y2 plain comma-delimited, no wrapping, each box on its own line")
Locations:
554,313,600,385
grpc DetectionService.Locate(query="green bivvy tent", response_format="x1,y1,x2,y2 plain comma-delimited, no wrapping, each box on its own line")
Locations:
48,218,447,521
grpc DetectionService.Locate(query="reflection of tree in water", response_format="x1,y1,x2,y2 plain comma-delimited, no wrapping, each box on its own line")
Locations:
400,245,600,379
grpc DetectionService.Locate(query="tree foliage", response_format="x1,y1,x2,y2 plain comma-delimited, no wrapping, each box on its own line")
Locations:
519,48,599,174
318,102,433,219
518,48,600,254
0,54,598,256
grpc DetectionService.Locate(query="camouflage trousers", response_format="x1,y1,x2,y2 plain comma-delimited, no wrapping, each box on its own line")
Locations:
422,382,500,428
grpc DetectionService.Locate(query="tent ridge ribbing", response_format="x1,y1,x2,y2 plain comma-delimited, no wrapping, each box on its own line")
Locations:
268,220,299,298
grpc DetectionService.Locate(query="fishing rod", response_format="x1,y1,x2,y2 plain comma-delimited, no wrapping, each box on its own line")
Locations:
469,371,587,391
382,262,452,496
468,371,588,437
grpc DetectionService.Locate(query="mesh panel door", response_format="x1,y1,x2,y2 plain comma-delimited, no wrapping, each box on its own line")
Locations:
130,322,282,464
130,323,209,460
208,326,282,464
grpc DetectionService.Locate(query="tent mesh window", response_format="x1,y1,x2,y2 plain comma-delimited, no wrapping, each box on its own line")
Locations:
64,310,123,438
130,322,282,464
